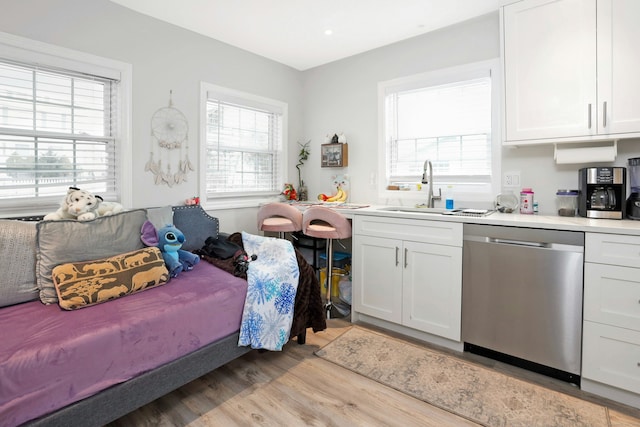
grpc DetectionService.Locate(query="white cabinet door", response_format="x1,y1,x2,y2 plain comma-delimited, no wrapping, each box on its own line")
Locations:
583,231,640,402
402,241,462,341
597,0,640,135
352,216,463,341
504,0,597,142
352,235,402,323
583,321,640,394
584,263,640,331
585,232,640,268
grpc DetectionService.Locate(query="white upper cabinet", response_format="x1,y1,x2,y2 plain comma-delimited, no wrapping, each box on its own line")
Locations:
503,0,640,144
504,0,596,142
598,0,640,135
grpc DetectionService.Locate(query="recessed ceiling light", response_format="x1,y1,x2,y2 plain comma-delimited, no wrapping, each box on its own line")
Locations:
324,29,333,36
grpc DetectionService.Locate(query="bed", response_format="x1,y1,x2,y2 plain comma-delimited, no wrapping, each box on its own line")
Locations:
0,205,325,426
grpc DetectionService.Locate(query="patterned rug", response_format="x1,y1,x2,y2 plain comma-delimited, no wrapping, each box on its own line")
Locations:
315,327,609,427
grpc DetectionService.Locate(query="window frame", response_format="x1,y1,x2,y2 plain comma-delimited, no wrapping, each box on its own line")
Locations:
0,31,132,217
377,58,501,204
199,82,288,210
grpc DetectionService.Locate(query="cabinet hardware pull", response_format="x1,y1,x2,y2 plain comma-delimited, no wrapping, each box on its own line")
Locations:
404,248,408,268
395,247,399,266
588,104,592,129
603,101,607,128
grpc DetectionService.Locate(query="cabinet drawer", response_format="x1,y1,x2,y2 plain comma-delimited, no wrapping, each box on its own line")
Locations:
584,263,640,331
582,321,640,394
354,216,462,247
586,233,640,267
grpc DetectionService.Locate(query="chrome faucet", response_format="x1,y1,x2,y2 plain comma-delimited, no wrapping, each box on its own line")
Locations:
421,160,441,208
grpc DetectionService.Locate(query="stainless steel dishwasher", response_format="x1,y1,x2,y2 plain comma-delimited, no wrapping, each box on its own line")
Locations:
462,224,584,384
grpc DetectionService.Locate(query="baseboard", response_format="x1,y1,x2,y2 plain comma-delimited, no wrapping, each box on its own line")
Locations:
581,378,640,410
352,312,464,352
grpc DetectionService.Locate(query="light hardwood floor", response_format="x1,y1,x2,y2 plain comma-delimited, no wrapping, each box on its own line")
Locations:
109,319,640,427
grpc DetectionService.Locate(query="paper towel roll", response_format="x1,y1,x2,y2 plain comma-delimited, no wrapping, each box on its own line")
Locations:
554,143,617,164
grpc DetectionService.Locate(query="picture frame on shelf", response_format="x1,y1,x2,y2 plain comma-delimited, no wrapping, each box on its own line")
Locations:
321,143,348,168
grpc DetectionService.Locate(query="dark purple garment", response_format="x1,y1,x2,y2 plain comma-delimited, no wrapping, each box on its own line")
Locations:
0,262,247,426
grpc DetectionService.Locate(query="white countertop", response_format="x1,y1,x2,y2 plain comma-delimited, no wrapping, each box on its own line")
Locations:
345,205,640,236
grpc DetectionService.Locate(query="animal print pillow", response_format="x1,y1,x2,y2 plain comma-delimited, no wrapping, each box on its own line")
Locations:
52,247,169,310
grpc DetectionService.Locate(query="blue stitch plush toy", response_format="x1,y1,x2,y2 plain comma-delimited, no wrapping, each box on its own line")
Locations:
140,221,200,277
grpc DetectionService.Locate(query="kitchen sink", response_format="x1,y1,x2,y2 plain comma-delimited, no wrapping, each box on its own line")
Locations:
376,206,447,214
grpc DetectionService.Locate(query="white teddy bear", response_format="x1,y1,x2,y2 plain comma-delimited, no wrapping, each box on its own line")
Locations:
44,187,123,221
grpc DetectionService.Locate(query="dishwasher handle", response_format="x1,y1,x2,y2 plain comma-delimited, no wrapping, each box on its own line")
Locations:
465,235,583,253
490,237,547,248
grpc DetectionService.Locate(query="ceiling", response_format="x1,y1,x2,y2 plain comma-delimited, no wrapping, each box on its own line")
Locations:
110,0,502,71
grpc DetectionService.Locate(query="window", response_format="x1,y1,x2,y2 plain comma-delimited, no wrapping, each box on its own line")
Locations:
200,82,287,208
379,59,501,202
0,32,131,215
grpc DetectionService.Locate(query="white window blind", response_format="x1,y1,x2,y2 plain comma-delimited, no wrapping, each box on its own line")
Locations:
0,59,118,205
204,92,283,198
385,76,492,184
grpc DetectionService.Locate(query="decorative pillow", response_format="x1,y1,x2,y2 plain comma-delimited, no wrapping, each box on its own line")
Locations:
36,209,147,304
0,220,39,307
52,247,169,310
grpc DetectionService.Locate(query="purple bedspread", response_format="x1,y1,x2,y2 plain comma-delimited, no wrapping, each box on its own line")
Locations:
0,262,248,427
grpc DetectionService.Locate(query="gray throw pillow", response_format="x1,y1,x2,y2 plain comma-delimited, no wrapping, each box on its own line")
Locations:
146,205,174,229
0,220,39,307
36,209,147,304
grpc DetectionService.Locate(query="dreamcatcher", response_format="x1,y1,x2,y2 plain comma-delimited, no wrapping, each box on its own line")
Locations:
145,90,194,186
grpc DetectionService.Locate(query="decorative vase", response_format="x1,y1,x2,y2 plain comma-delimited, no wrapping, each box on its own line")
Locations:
298,184,308,201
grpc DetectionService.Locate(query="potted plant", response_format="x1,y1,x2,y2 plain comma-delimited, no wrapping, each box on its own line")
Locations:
296,140,310,201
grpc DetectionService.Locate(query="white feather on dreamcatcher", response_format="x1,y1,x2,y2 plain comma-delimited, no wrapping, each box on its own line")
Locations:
145,90,195,186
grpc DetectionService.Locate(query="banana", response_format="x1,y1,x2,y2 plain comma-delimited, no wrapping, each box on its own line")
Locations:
336,188,348,202
324,191,339,202
326,187,344,202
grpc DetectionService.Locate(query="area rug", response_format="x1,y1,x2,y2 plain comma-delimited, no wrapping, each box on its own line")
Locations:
315,327,609,427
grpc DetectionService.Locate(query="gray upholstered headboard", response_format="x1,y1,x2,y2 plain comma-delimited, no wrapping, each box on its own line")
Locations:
172,205,219,252
6,205,218,252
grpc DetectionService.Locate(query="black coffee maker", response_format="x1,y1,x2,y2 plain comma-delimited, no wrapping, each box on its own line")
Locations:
627,158,640,220
578,167,626,219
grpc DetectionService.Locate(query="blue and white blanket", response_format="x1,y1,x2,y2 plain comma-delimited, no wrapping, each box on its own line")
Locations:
238,232,300,351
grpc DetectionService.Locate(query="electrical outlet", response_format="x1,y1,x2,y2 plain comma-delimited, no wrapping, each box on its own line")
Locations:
504,171,521,187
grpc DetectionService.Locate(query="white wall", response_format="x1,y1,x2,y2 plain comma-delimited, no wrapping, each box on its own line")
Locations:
0,0,304,233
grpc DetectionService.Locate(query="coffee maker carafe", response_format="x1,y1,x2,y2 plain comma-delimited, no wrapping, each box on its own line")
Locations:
627,158,640,220
578,167,626,219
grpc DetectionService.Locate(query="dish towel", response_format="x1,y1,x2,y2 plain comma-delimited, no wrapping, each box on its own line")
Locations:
238,232,300,350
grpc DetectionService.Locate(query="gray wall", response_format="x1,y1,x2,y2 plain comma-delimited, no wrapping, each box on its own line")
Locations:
301,13,501,207
300,11,640,214
0,0,303,233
